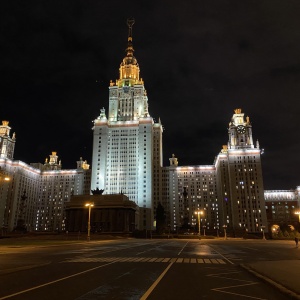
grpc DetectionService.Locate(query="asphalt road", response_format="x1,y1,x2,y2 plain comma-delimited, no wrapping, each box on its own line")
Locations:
0,238,297,299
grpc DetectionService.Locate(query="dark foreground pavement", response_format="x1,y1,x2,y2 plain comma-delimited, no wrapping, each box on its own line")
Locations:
1,235,300,299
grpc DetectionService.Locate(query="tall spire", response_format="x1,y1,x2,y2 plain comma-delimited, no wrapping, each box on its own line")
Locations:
126,18,135,57
117,17,140,84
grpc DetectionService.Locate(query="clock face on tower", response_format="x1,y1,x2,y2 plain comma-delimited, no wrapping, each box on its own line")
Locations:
237,125,246,134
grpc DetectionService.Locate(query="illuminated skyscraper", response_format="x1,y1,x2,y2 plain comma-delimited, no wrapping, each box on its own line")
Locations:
91,19,163,229
90,20,269,234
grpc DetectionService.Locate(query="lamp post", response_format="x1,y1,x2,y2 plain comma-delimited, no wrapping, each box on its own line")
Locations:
295,211,300,233
295,211,300,223
260,226,266,240
85,203,94,241
223,225,227,240
203,225,206,236
194,210,203,238
261,225,266,240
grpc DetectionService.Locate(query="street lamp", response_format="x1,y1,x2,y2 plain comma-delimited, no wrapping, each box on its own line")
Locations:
261,225,266,240
85,203,94,241
223,225,227,240
295,211,300,223
194,210,203,237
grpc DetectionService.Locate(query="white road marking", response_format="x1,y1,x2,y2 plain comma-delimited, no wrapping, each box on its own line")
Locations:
0,260,118,300
207,245,235,264
140,262,174,300
212,282,264,299
208,270,266,299
177,241,189,255
63,256,227,264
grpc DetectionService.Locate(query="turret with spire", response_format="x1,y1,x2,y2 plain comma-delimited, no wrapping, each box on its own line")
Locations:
0,120,16,159
227,108,254,149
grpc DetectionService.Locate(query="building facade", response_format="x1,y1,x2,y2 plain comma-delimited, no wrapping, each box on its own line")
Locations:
264,188,300,232
159,109,268,235
162,159,219,234
0,121,91,232
65,194,139,233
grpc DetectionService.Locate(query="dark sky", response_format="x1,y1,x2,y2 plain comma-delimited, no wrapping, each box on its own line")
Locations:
1,1,300,190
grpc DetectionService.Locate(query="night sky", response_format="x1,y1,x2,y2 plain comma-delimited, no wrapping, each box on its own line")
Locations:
1,1,300,190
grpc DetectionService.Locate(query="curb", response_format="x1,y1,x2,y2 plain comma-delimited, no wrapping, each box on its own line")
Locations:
240,264,300,300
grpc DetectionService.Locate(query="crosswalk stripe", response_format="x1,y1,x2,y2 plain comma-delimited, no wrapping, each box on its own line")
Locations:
148,258,158,262
217,259,226,264
135,257,145,262
103,258,112,262
121,257,134,262
140,258,151,262
155,258,165,262
129,257,141,262
63,257,227,264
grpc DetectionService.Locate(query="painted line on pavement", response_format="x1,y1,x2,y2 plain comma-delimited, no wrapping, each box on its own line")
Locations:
177,241,189,255
140,262,174,300
0,260,119,300
212,282,263,299
207,245,235,265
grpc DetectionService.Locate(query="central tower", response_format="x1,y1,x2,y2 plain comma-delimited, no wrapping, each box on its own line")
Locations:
108,18,149,122
91,19,163,229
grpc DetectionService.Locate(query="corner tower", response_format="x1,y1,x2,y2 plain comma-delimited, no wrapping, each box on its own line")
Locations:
228,108,254,149
215,109,267,235
0,121,16,160
91,19,163,230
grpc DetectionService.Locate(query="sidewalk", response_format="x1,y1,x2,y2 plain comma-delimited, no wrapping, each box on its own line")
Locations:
241,260,300,300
